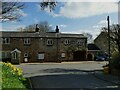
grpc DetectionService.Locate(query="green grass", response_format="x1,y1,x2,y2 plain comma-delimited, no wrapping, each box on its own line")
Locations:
0,62,30,89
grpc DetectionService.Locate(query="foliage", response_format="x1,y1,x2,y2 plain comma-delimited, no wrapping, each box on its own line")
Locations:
40,0,57,12
1,2,25,22
1,62,29,89
110,52,120,70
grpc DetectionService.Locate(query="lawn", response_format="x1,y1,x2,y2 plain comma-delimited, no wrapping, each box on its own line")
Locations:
0,62,30,89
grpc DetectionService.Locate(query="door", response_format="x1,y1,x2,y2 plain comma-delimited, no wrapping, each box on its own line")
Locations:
73,50,86,61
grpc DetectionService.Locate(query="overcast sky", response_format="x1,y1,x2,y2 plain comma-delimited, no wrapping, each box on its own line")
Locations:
1,0,119,39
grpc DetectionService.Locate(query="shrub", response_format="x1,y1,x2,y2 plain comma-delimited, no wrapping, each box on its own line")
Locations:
110,51,120,70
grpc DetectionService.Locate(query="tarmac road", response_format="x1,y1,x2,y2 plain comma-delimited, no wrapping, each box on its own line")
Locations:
16,61,120,89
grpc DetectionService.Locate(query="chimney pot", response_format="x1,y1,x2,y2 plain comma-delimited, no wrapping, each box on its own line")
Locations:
56,25,59,33
35,24,39,32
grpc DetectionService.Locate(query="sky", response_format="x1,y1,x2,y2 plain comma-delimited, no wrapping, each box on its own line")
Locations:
1,0,119,40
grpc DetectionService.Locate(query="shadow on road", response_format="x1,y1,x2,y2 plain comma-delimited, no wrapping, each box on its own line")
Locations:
40,68,102,73
29,68,120,89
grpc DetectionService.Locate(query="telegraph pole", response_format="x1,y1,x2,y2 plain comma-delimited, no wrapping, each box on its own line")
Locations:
107,16,110,64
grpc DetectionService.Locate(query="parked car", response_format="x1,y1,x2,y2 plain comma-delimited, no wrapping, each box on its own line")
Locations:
94,56,105,61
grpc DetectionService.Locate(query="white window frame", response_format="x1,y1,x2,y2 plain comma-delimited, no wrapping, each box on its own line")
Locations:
38,53,45,60
24,38,31,45
2,38,10,44
47,39,53,46
61,53,66,58
64,39,70,45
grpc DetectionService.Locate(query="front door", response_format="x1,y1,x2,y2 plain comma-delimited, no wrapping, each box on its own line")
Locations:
11,49,21,64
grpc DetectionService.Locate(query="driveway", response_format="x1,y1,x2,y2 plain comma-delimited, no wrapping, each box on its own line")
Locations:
16,61,120,89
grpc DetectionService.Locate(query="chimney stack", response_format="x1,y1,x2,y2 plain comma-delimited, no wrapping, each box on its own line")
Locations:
35,24,39,32
56,25,59,33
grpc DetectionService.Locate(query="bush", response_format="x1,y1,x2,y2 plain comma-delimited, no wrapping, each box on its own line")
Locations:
110,52,120,70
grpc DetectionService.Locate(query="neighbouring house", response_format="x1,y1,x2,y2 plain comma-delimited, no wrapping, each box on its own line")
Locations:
94,32,118,55
0,26,87,63
87,43,101,61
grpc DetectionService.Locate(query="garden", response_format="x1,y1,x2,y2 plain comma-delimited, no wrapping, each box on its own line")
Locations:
0,62,30,89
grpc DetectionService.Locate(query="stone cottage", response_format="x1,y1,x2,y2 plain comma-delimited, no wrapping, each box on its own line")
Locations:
0,26,87,63
94,32,118,55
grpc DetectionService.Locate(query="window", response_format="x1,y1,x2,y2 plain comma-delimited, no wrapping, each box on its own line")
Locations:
47,39,53,46
1,38,10,44
24,38,31,45
61,53,65,58
1,51,10,58
64,39,70,45
38,53,44,60
24,53,28,57
77,39,85,46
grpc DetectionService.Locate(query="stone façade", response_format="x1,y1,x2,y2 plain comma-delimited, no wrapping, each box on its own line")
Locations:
0,31,87,63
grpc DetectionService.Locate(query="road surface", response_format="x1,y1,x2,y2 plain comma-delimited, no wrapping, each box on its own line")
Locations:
16,61,120,89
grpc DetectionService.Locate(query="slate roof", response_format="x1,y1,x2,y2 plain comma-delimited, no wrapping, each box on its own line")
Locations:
0,31,87,38
88,43,100,51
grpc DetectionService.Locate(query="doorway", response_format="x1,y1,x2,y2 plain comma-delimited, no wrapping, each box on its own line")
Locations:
73,50,86,61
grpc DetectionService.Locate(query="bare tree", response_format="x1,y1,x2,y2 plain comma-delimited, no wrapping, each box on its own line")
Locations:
1,1,57,22
40,0,57,12
1,2,25,22
83,33,93,43
18,21,52,32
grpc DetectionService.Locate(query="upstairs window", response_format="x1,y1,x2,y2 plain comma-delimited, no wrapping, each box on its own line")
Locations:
1,38,10,44
24,38,31,45
77,39,85,46
64,39,70,45
47,39,53,46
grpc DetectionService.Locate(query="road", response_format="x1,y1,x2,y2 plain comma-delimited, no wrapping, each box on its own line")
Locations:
16,61,120,89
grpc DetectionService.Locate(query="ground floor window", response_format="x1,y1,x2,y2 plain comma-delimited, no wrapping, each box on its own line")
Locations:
38,53,44,60
61,53,66,58
0,51,10,59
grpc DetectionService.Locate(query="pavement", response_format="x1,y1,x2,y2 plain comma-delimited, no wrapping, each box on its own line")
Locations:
16,61,120,89
93,71,120,86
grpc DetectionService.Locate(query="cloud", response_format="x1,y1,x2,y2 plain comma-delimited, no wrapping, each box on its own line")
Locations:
18,9,28,17
2,24,26,31
3,0,119,2
98,20,107,25
92,20,107,29
49,2,118,19
62,28,100,39
59,24,67,28
93,19,117,30
0,23,2,31
34,18,39,24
